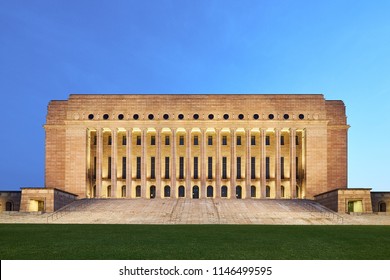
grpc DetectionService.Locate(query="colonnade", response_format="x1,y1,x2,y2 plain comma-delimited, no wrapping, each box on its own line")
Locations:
87,127,305,199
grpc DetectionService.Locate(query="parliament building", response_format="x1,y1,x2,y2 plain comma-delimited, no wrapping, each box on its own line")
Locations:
2,94,390,215
44,94,348,201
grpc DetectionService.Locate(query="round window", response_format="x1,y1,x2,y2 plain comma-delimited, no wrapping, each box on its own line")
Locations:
103,114,109,120
88,114,94,120
118,114,124,120
163,114,169,120
133,114,139,120
253,114,259,120
268,114,274,120
208,114,214,120
238,114,244,120
223,114,229,120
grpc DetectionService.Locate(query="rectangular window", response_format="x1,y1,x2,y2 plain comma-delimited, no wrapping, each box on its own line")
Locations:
122,157,126,179
251,157,256,179
93,156,96,179
296,157,299,179
194,157,199,179
237,157,241,179
281,135,285,145
151,157,155,179
136,135,141,145
165,157,170,179
108,157,111,179
94,135,97,145
251,135,256,146
237,136,241,145
108,136,112,145
266,157,270,179
222,157,227,179
208,157,213,179
122,136,127,145
208,135,213,145
222,135,227,145
281,157,285,179
136,157,141,179
266,136,270,146
179,136,184,146
151,136,156,145
179,157,184,179
194,136,199,145
296,135,299,145
165,136,170,145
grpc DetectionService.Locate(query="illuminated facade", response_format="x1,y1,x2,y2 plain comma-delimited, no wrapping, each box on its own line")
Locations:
44,94,349,200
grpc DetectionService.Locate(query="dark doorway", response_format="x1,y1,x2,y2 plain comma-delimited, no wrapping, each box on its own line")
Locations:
5,201,13,211
150,185,156,199
164,185,171,198
221,186,228,198
236,186,242,199
193,185,199,199
179,186,185,198
207,186,213,198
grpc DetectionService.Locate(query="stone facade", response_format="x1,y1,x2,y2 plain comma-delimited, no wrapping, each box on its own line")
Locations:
44,94,349,200
371,192,390,214
314,188,373,213
0,191,21,212
19,188,77,212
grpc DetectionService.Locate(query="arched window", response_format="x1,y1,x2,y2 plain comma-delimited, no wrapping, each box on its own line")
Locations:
150,185,156,199
107,185,111,198
207,185,213,198
164,185,171,197
121,185,126,198
221,186,228,198
296,185,300,198
236,186,242,199
5,201,13,211
93,185,96,198
179,186,185,198
379,202,387,212
251,185,256,198
281,185,285,198
136,185,141,197
266,185,271,198
193,185,199,199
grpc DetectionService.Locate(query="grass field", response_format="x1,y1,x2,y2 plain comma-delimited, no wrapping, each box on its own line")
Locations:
1,224,390,260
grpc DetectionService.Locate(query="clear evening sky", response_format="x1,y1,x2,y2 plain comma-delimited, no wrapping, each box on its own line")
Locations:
1,1,389,191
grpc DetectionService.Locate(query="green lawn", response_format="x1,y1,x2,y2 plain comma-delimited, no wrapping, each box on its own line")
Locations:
0,224,389,260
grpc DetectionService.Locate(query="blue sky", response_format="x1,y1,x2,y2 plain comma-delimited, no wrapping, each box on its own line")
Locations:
0,0,389,191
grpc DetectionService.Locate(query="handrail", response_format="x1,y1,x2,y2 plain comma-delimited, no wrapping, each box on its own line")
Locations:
46,199,91,223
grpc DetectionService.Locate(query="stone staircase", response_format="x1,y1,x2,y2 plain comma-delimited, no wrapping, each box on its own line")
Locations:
39,198,344,225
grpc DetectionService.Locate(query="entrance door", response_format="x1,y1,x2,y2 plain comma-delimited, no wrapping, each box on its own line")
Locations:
38,201,44,212
178,186,185,198
193,186,199,199
150,186,156,199
236,186,242,199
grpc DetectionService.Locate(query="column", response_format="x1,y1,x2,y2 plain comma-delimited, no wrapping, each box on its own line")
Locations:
215,128,221,198
186,128,192,198
230,128,236,199
126,128,132,198
260,129,266,198
111,129,117,198
290,128,297,199
171,128,177,197
275,128,281,198
141,128,147,198
96,128,103,198
200,128,206,194
245,128,251,199
156,128,162,198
